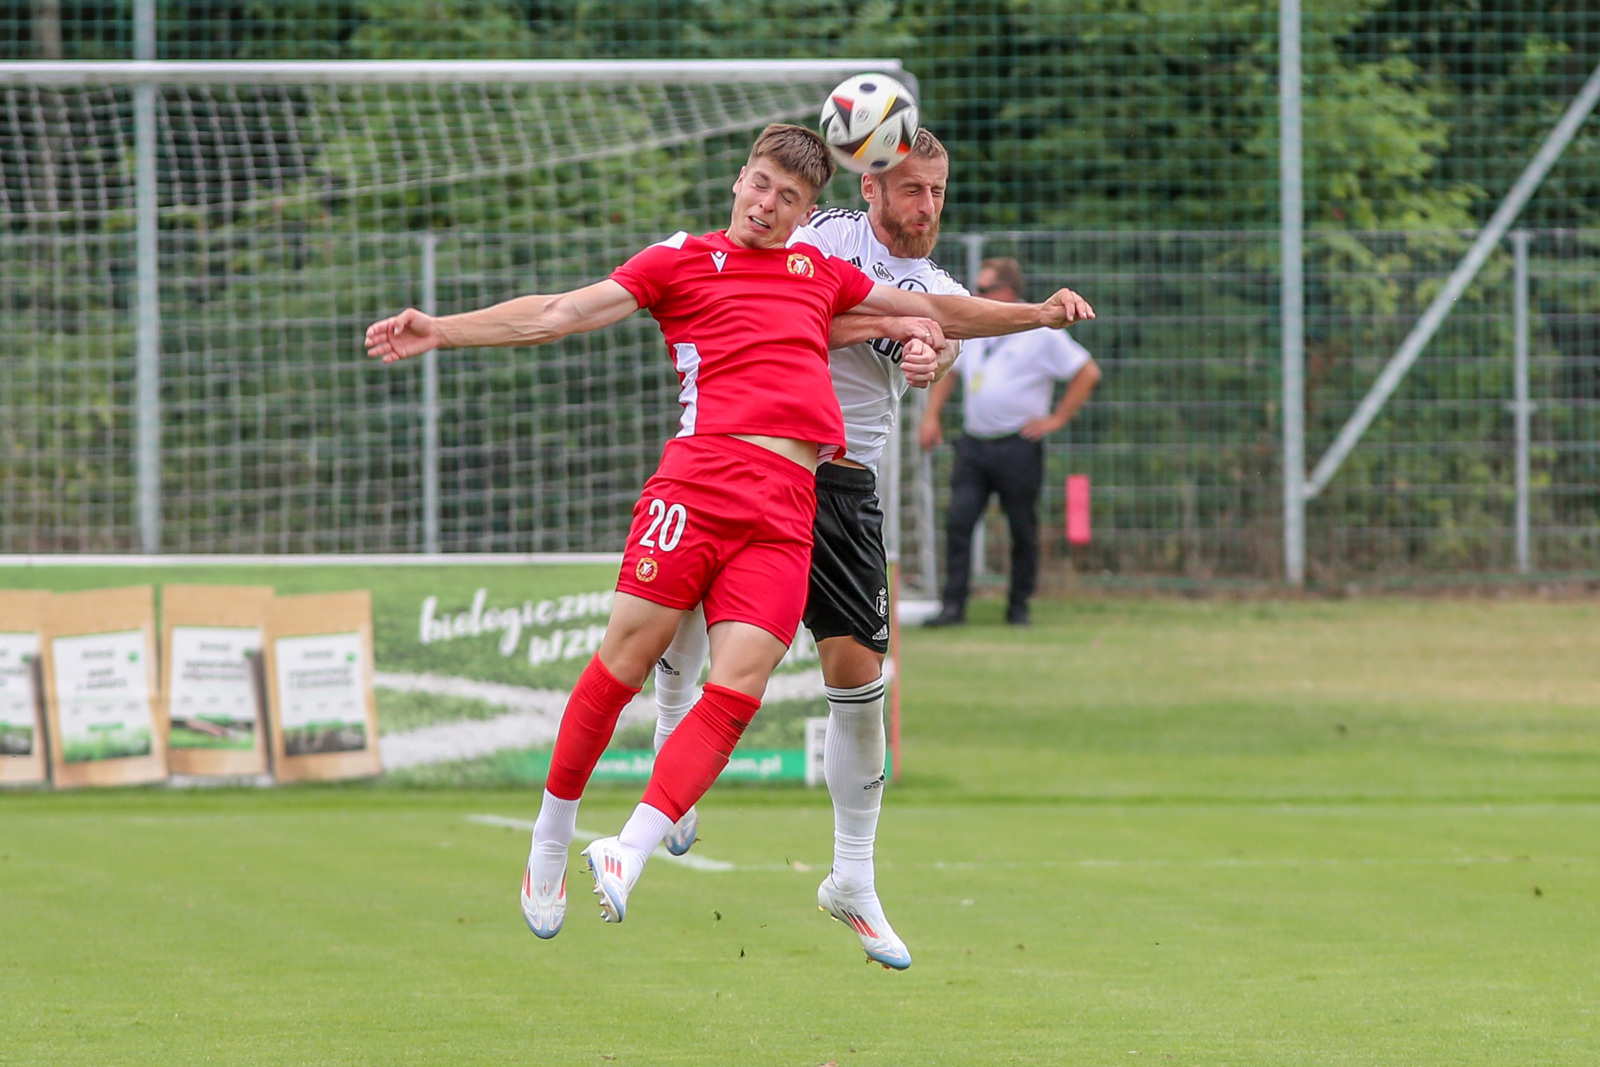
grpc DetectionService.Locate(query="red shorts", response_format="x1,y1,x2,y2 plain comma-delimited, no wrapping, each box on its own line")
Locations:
616,435,817,645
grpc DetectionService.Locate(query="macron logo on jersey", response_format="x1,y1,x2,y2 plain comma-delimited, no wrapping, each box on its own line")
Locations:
710,251,728,273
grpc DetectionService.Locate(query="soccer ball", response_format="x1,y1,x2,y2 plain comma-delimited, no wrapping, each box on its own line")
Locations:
819,73,919,174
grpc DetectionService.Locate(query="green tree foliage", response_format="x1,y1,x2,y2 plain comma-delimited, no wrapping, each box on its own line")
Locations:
342,0,538,60
4,0,1593,229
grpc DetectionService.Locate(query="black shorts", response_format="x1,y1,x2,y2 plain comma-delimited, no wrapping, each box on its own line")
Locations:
802,462,890,654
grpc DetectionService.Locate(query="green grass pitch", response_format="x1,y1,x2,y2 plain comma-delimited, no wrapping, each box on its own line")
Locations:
3,596,1598,1064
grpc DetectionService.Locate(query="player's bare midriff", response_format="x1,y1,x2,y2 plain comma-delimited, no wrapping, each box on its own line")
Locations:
729,434,820,472
826,456,869,471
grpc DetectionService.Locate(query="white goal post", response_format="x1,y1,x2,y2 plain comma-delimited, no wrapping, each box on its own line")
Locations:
0,58,910,558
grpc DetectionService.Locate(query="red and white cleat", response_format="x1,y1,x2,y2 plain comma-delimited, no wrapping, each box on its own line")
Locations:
520,854,566,940
817,874,911,970
582,836,646,924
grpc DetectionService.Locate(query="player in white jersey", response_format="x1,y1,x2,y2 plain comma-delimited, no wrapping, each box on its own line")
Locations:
652,129,964,970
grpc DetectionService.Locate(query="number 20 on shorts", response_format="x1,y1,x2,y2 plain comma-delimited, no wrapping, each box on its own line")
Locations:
639,498,687,551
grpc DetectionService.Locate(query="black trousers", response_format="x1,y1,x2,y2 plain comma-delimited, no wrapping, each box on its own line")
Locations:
940,433,1044,611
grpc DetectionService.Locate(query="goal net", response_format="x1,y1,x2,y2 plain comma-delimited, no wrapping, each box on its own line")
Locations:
0,59,901,555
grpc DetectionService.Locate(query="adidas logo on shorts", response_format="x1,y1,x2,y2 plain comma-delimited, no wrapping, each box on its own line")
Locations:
872,625,889,642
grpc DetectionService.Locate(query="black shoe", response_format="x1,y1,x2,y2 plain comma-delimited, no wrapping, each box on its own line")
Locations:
923,605,966,628
1005,603,1031,626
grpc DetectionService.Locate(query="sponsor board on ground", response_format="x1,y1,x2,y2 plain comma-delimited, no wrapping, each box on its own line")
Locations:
0,590,51,785
0,559,900,787
379,569,836,784
40,586,166,788
162,584,275,777
263,591,380,783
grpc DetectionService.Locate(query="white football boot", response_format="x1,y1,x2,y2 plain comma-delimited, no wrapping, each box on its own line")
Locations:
582,836,645,924
663,805,699,856
817,874,912,970
519,852,566,940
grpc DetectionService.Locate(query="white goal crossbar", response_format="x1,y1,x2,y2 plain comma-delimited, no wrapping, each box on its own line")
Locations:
0,58,908,88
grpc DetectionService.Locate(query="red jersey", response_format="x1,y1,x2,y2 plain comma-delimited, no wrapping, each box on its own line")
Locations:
610,230,876,454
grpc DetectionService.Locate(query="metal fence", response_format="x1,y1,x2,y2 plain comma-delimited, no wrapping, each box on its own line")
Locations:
2,4,1598,587
6,222,1596,584
895,227,1600,593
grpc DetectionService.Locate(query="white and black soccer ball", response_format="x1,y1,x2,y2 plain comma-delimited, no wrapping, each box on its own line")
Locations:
819,73,919,174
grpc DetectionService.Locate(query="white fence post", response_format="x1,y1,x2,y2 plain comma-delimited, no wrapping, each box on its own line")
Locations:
1279,0,1306,586
420,233,441,556
1510,230,1533,574
134,0,160,553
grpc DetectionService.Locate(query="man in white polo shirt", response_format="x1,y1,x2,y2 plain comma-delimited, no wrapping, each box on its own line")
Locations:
918,257,1101,626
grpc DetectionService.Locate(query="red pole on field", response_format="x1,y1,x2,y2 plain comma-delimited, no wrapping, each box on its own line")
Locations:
1066,474,1091,545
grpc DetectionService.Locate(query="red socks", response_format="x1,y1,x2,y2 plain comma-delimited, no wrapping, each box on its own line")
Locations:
546,661,762,818
545,655,640,800
642,683,762,820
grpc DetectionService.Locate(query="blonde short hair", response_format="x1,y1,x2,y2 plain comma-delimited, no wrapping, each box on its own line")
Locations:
908,127,949,163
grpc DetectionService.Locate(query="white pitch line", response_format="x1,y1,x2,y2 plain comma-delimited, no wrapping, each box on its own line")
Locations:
927,855,1555,870
468,817,1566,875
465,813,736,871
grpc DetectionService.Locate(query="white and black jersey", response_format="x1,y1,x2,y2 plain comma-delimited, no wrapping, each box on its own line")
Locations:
790,208,968,476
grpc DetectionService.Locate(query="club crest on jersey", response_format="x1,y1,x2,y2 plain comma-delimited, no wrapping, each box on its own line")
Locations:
635,557,659,583
787,253,815,278
710,251,728,273
873,262,893,281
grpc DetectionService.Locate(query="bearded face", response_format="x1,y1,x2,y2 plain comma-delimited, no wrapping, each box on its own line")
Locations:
866,155,948,260
877,194,941,259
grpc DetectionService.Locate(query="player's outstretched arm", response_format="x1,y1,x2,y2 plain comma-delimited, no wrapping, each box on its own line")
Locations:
364,279,640,364
828,313,945,352
826,314,955,388
854,284,1094,341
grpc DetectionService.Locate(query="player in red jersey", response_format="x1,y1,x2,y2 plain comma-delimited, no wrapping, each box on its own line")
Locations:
364,124,1093,938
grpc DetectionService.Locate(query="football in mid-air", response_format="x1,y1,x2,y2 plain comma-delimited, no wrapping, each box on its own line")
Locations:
819,73,919,174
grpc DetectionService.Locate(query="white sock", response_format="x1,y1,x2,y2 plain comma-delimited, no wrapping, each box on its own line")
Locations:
618,802,675,861
529,790,579,891
823,676,887,894
655,606,709,752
